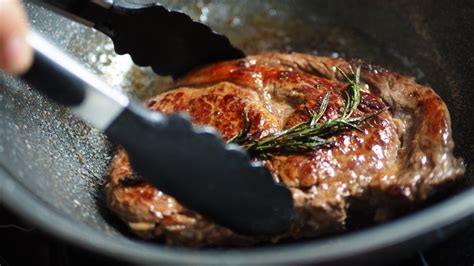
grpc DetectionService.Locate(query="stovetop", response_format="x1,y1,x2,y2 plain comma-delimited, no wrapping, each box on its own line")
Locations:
0,205,473,266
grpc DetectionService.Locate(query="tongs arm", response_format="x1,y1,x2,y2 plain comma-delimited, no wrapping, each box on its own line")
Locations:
20,31,295,236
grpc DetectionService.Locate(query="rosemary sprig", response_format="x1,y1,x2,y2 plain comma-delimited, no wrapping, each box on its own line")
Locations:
228,66,388,158
336,65,361,119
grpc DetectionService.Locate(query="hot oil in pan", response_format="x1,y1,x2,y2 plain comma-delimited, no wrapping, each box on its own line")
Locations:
65,2,431,235
69,29,175,102
72,0,430,239
28,0,432,238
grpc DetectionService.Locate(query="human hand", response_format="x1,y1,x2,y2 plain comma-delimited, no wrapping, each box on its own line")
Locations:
0,0,32,74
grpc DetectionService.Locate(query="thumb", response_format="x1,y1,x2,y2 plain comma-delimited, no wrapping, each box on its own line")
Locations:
0,0,32,75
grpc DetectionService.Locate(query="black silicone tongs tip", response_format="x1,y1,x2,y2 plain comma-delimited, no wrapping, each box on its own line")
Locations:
102,4,246,78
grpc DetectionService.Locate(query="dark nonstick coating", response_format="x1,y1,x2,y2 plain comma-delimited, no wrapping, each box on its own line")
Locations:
0,1,472,265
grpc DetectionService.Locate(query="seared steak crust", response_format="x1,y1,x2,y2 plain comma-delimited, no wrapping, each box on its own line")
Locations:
105,53,464,246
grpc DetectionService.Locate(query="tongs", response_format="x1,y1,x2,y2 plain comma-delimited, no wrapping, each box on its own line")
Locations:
20,1,295,235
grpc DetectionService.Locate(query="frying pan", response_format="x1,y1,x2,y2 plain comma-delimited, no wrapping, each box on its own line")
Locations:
0,0,473,265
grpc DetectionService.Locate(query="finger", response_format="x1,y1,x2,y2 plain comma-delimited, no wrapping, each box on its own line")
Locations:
0,0,32,75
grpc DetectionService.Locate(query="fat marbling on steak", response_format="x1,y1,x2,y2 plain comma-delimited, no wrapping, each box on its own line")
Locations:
104,53,465,246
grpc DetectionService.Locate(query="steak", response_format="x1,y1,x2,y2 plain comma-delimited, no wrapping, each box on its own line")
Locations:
104,53,465,246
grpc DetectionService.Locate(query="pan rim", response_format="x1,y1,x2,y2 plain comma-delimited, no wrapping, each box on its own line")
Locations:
0,165,473,265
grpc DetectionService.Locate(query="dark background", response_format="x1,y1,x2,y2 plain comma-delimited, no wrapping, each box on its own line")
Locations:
0,205,473,266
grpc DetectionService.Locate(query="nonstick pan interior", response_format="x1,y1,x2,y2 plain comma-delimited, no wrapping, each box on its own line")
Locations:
0,1,472,264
